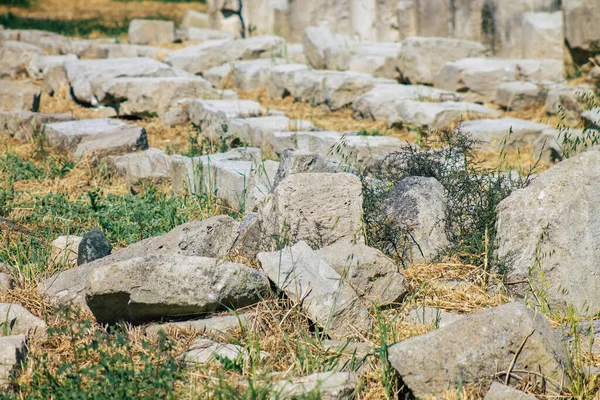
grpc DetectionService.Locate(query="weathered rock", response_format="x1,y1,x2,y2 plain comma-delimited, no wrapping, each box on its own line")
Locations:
0,40,42,79
435,58,564,102
180,10,210,29
0,80,41,112
405,306,464,328
388,100,500,129
303,26,354,70
0,111,77,141
272,371,359,400
388,302,570,398
521,11,564,60
582,108,600,129
398,37,486,85
317,242,407,306
347,42,402,80
496,151,600,315
231,58,287,92
462,118,549,151
128,19,175,45
227,115,316,149
187,99,265,132
267,63,309,98
0,303,47,338
564,0,600,62
495,81,545,111
95,43,170,59
85,254,267,323
258,241,372,340
0,272,12,292
164,40,233,74
184,338,268,364
146,313,251,335
352,84,463,122
73,128,148,162
227,35,286,60
78,228,112,266
271,148,343,191
177,27,236,42
383,176,449,263
203,63,232,88
100,76,216,117
484,382,537,400
63,57,184,105
51,235,82,267
255,173,364,250
108,148,172,184
544,84,593,119
27,54,77,80
44,119,147,154
0,335,27,388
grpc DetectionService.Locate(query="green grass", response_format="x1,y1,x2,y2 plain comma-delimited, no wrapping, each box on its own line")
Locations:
1,0,37,7
0,12,131,37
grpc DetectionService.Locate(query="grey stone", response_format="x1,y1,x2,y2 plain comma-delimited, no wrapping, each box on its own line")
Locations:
146,313,251,335
496,151,600,316
0,112,76,141
203,63,232,88
0,40,42,79
0,80,41,112
231,58,287,92
352,83,463,122
78,228,112,266
100,76,217,117
187,99,265,132
271,148,343,191
108,148,172,184
267,63,309,98
347,42,403,80
258,241,372,340
164,40,234,74
177,27,236,42
255,173,365,251
227,116,316,149
0,303,47,338
484,382,537,400
96,44,170,59
302,26,354,70
388,100,500,129
383,176,449,263
405,306,464,328
73,126,148,162
564,0,600,59
0,335,27,388
128,19,175,45
398,36,486,85
184,338,268,364
317,242,407,306
85,254,267,323
544,84,593,119
0,272,12,292
434,58,564,102
271,371,359,400
521,11,564,60
462,118,550,151
495,81,545,111
51,235,82,268
44,119,148,155
27,54,77,80
388,302,571,398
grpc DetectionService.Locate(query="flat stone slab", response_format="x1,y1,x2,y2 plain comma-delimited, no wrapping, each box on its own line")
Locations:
462,117,550,151
271,371,359,400
44,118,145,149
494,81,544,111
27,54,77,79
388,100,501,129
108,148,172,184
0,80,41,112
184,338,269,364
95,44,170,59
347,42,403,79
0,111,76,141
228,116,317,149
146,313,252,335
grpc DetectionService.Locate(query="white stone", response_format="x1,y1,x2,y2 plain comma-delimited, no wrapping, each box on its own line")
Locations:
108,148,172,184
27,54,77,80
128,19,175,45
495,81,544,111
462,118,550,151
388,100,500,129
231,58,287,92
522,11,564,60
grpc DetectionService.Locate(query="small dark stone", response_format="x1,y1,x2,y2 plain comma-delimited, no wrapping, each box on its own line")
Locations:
77,228,112,266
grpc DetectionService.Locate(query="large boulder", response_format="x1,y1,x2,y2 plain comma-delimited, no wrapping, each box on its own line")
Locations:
258,241,372,340
398,37,486,85
388,302,571,398
383,176,449,263
85,254,267,323
496,151,600,315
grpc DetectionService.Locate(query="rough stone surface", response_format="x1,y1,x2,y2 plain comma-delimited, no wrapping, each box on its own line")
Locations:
77,228,112,266
564,0,600,60
484,382,537,400
0,303,47,338
27,54,77,80
405,306,464,328
258,241,372,340
462,118,549,151
51,235,82,267
267,63,309,98
398,36,486,85
184,338,268,364
255,173,364,251
85,254,267,323
146,313,251,335
303,26,354,70
0,335,27,388
177,27,236,42
163,40,232,74
0,272,12,292
544,84,592,119
271,148,343,191
495,81,545,111
228,115,316,150
231,58,287,92
0,40,42,79
0,80,41,112
496,151,600,315
128,19,175,45
383,176,449,263
108,148,172,184
203,63,232,88
0,112,77,141
434,58,564,102
347,42,402,79
271,371,359,400
521,11,564,60
317,242,407,306
388,302,571,398
388,100,500,129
